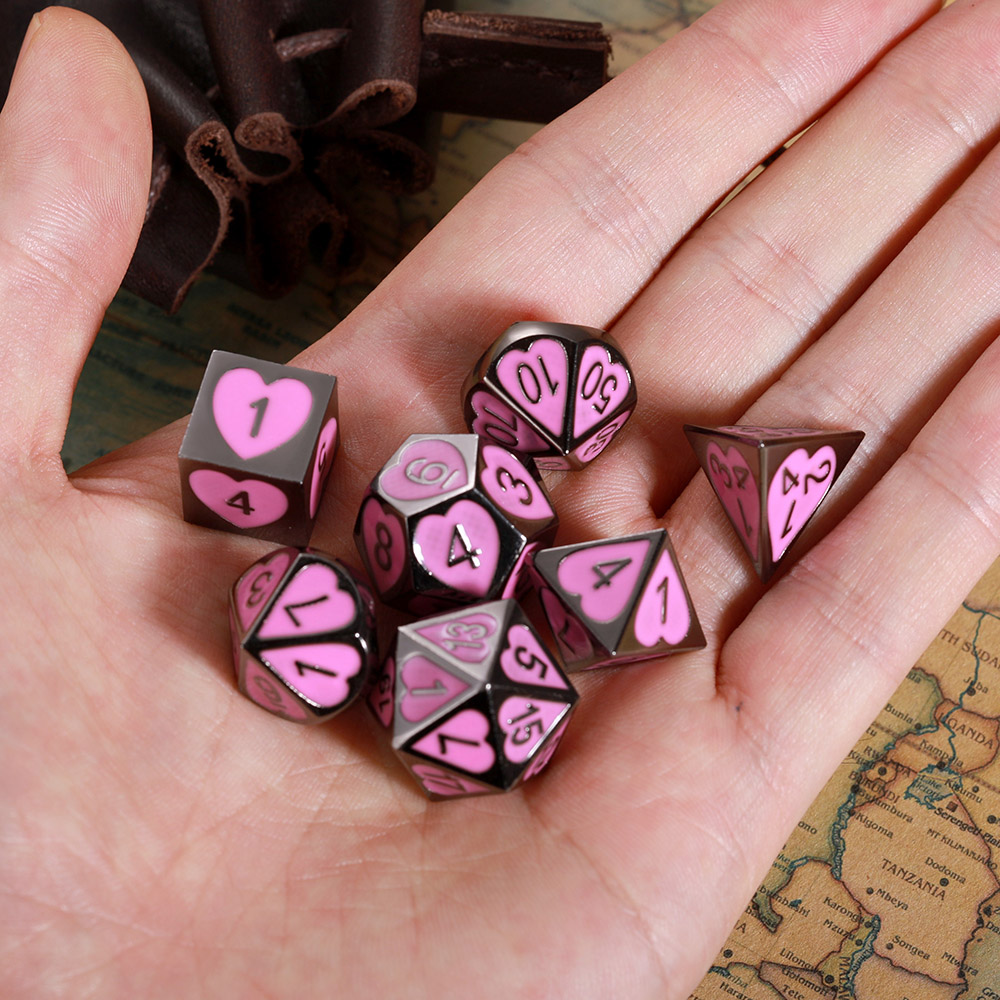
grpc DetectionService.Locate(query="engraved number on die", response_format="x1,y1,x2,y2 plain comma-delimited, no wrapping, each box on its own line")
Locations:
578,360,617,415
374,521,396,571
448,524,482,569
516,355,560,404
505,703,545,746
779,460,832,538
405,456,463,492
591,558,630,589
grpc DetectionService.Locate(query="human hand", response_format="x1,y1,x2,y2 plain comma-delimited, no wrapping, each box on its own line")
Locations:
4,2,1000,997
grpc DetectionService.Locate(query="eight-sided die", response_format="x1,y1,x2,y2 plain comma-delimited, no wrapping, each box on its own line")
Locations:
531,529,705,671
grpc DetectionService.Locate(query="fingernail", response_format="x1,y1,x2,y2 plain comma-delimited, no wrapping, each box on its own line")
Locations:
18,12,44,62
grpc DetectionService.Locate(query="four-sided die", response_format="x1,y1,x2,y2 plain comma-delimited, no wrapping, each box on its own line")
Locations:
461,321,636,470
369,600,578,799
531,529,705,671
353,433,557,613
179,350,339,545
684,424,864,582
230,547,377,723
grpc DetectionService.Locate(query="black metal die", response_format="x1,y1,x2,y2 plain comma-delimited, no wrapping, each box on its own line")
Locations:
179,350,339,545
532,529,705,671
353,433,557,613
462,320,637,470
381,600,578,799
230,547,377,723
684,424,864,582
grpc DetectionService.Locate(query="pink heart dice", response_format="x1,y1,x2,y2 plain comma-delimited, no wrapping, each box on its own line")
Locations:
532,529,705,671
381,600,578,800
179,351,339,546
462,321,636,470
354,433,557,613
230,547,377,724
684,424,864,581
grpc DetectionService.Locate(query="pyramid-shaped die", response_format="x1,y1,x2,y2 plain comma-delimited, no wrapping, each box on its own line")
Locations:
684,424,864,582
462,321,637,470
230,547,377,723
532,529,706,671
369,600,578,799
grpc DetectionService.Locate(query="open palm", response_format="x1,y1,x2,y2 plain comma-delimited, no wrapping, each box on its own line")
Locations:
6,3,1000,997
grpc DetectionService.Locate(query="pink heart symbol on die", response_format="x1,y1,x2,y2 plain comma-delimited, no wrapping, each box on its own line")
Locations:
767,446,837,562
412,709,497,773
480,445,554,522
540,588,593,665
412,500,501,597
633,549,691,648
309,417,339,517
257,561,356,640
416,611,499,664
189,469,288,527
380,437,470,503
399,655,471,722
233,548,295,630
499,624,567,690
359,496,406,595
241,658,309,722
495,337,570,436
468,390,550,453
498,695,567,764
213,368,314,460
572,343,631,438
263,643,362,709
411,764,485,798
705,442,760,550
556,538,650,623
367,656,396,728
521,718,570,781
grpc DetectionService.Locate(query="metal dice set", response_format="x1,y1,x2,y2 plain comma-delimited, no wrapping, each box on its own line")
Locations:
180,324,863,800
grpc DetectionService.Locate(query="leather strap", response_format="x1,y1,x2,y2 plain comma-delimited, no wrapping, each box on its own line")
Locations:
1,1,610,311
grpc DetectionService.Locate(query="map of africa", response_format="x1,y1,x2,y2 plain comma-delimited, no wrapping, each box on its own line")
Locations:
695,560,1000,999
63,1,999,995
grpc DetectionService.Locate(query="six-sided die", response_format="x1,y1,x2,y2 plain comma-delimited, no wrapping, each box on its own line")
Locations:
179,350,339,545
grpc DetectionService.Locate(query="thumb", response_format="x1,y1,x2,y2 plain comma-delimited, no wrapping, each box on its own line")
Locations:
0,6,151,479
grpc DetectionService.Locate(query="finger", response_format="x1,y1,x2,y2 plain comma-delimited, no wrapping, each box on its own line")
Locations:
714,147,1000,734
632,84,1000,838
550,161,1000,994
0,7,150,474
587,0,1000,521
304,0,936,418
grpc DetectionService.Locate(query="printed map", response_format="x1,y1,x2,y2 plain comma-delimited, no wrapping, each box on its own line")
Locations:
695,561,1000,999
